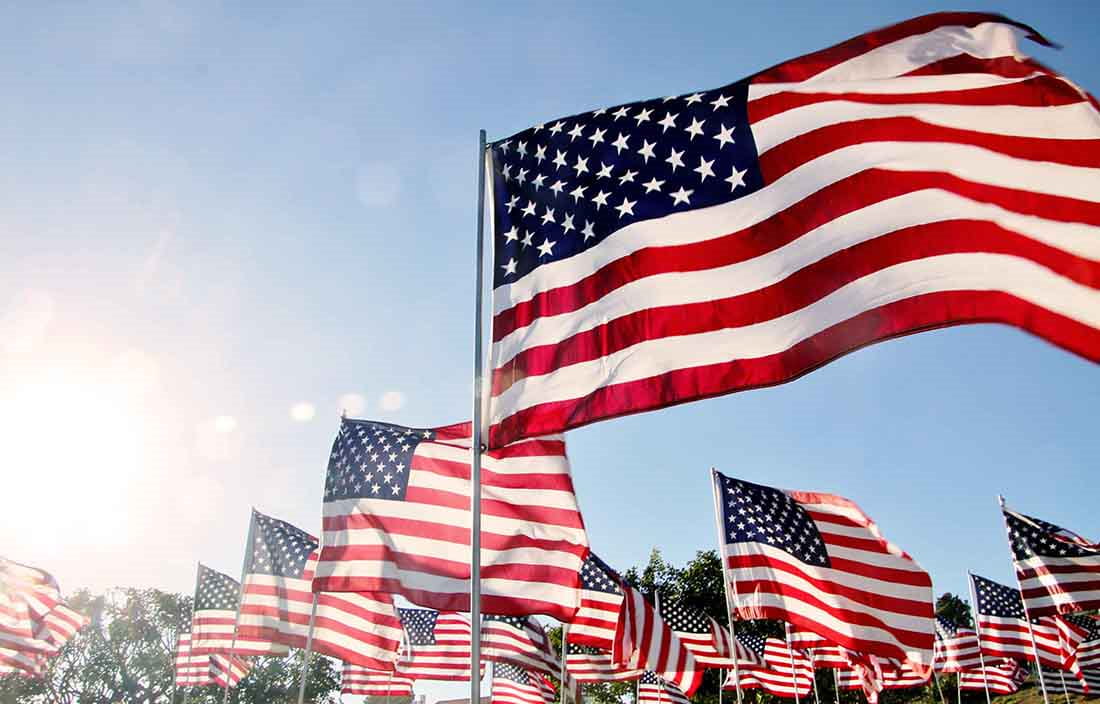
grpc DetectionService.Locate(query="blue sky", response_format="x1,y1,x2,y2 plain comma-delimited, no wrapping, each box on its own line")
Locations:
0,0,1097,697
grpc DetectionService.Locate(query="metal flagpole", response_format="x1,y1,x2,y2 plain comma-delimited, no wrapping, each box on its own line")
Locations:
470,128,489,704
810,658,820,703
832,668,841,704
931,671,947,704
636,677,641,704
996,496,1050,704
719,669,725,704
965,572,993,704
710,469,743,704
295,594,320,704
223,509,257,704
784,623,801,704
559,625,570,704
1057,670,1071,704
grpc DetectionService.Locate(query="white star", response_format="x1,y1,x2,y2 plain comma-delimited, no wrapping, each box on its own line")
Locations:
656,113,678,133
536,238,556,258
569,185,587,202
520,231,534,248
498,140,511,153
549,121,565,135
666,147,685,172
592,190,610,209
611,132,630,154
531,173,547,190
562,212,575,233
671,186,694,205
541,207,556,225
550,179,567,196
596,162,614,179
587,127,607,147
552,150,568,169
637,140,657,162
693,156,716,182
572,156,589,176
710,94,731,110
567,123,584,141
521,201,537,218
614,196,636,218
685,92,704,105
505,195,520,212
517,141,528,157
593,108,607,116
684,117,706,140
713,124,736,148
618,169,638,185
633,107,653,125
642,177,665,193
502,225,519,243
725,166,748,191
534,144,547,163
612,106,630,120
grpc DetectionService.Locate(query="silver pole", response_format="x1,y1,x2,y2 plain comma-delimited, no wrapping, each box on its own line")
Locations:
833,668,840,704
931,671,947,704
559,625,570,704
1057,670,1071,704
709,469,743,704
957,668,961,704
965,572,993,704
997,496,1049,704
635,678,640,704
223,510,257,704
810,658,820,703
720,669,725,704
784,623,801,704
296,594,320,704
469,128,489,704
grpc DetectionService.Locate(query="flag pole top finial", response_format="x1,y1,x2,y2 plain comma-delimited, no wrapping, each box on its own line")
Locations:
997,495,1006,508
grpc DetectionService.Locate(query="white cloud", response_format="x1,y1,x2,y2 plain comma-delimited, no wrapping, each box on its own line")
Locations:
290,402,316,422
379,391,405,412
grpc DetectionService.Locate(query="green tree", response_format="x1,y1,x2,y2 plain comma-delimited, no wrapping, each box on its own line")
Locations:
935,594,972,629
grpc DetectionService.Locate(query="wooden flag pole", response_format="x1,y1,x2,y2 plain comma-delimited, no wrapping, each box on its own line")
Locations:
295,594,319,704
965,572,993,704
710,469,743,704
997,496,1050,704
784,623,802,704
469,127,489,704
223,508,257,704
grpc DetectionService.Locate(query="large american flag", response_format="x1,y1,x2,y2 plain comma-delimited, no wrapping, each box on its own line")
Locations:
0,559,86,672
568,552,624,650
237,510,402,670
712,471,934,666
565,643,641,683
959,659,1030,695
313,418,588,620
1065,614,1100,669
484,11,1100,448
933,616,982,673
638,671,691,704
398,608,481,682
341,664,415,697
190,563,287,657
614,584,701,696
481,614,559,677
724,634,813,699
1003,506,1100,618
491,662,556,704
656,596,741,668
970,573,1087,672
1038,664,1100,696
175,632,213,687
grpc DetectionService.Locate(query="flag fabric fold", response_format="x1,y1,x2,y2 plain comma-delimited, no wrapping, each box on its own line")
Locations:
190,563,288,657
958,659,1030,695
638,671,691,704
481,614,560,677
491,662,556,704
613,584,702,696
568,552,624,650
398,608,482,682
340,664,415,697
933,616,982,672
724,634,813,699
1003,506,1100,618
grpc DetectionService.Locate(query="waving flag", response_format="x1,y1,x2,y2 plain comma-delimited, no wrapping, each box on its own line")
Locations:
1003,506,1100,617
1038,664,1100,695
614,584,701,696
399,609,481,681
638,672,691,704
1065,614,1100,669
482,614,560,677
568,553,624,650
712,471,934,666
341,664,415,697
0,560,85,669
491,662,556,704
175,632,213,687
238,510,401,669
484,11,1100,448
566,643,641,682
656,596,742,668
209,653,251,688
313,418,588,620
933,616,982,672
959,659,1030,695
189,564,288,657
724,634,813,699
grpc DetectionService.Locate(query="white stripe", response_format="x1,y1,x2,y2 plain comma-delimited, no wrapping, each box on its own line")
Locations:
748,71,1045,100
410,466,588,513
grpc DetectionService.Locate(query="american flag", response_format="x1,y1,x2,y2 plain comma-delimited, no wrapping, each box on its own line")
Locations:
1064,614,1100,669
491,662,556,704
933,616,982,673
484,11,1100,449
190,563,288,657
1038,664,1100,695
238,510,402,670
399,608,481,682
807,646,850,670
565,643,641,682
209,653,251,689
614,584,702,696
175,632,213,687
568,553,624,650
341,664,415,697
970,573,1087,673
313,418,588,620
712,471,934,666
1003,506,1100,618
638,671,691,704
959,659,1030,696
725,634,813,699
656,595,743,668
481,614,559,677
0,560,85,670
836,659,930,704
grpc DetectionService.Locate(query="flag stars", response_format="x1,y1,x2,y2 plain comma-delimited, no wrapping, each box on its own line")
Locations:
581,221,596,240
612,106,630,120
537,238,556,258
657,112,678,132
615,197,636,218
637,140,657,163
549,122,565,135
570,185,587,203
714,124,736,148
633,107,653,125
685,92,704,105
521,201,537,219
618,169,638,185
534,144,547,163
666,148,686,172
592,191,610,209
596,163,614,179
517,141,528,157
694,156,716,182
567,123,585,141
531,173,546,190
643,177,665,193
562,212,575,234
550,179,567,196
587,127,607,147
552,150,568,169
710,94,732,110
572,156,590,176
685,117,706,140
611,133,630,154
541,207,556,225
725,166,748,191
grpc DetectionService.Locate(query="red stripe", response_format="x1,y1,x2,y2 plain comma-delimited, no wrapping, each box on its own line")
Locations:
489,290,1100,447
904,54,1057,80
750,12,1052,84
236,624,395,670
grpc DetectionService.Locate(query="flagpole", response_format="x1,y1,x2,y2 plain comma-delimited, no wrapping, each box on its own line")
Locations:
1057,670,1071,704
559,624,570,704
965,572,993,704
997,496,1050,704
810,660,820,703
295,594,319,704
223,508,257,704
719,669,724,704
833,667,841,704
956,669,961,704
784,623,801,704
470,128,489,704
709,469,743,704
931,671,947,704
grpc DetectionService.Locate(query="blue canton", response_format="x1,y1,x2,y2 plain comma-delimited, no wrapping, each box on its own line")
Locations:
935,616,960,640
580,552,622,595
1006,511,1098,560
490,81,764,288
195,564,240,611
248,511,317,578
971,574,1024,618
736,632,768,658
494,662,530,684
716,473,830,568
323,419,436,503
399,608,440,646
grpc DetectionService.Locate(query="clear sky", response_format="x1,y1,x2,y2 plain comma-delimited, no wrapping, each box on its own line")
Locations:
1,1,1097,700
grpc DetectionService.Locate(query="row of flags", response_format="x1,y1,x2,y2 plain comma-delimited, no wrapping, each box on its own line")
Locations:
0,558,87,679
